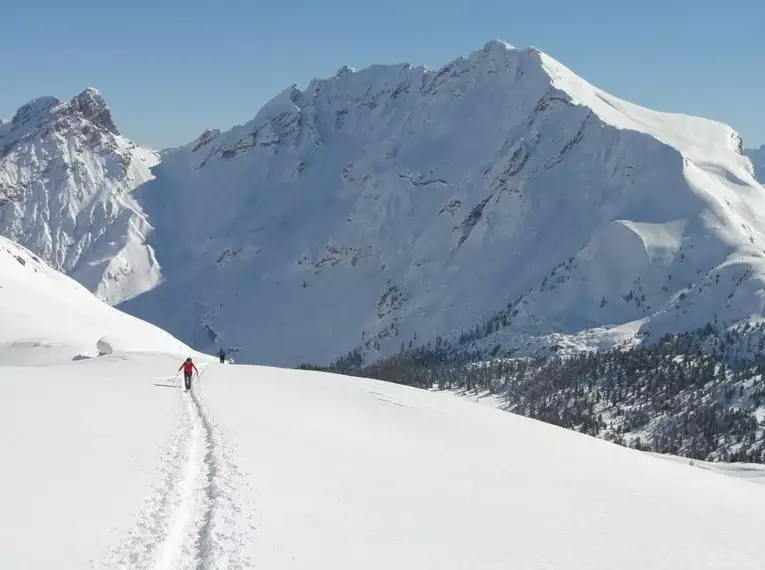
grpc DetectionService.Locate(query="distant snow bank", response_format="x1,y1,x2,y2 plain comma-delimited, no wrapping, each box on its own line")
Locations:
651,452,765,486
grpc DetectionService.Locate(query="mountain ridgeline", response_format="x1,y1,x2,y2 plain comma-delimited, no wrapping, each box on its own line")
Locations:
1,40,765,370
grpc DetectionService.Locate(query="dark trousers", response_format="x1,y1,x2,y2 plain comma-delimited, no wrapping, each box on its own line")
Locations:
219,356,225,364
184,372,192,390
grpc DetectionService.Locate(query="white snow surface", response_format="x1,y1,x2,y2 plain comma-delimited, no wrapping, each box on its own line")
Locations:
120,40,765,365
651,452,765,485
5,358,765,568
0,88,161,304
5,42,765,365
2,250,765,568
0,235,190,359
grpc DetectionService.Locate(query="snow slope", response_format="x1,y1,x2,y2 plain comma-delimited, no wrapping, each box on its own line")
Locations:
0,353,189,568
0,235,190,360
652,452,765,485
0,234,209,567
0,89,161,304
197,367,765,569
2,241,765,568
9,361,765,568
118,40,765,365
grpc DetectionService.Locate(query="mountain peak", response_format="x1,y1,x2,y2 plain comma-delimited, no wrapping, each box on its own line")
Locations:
65,87,119,135
336,64,355,77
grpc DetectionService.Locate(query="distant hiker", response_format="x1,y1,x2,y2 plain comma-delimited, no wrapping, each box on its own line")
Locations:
217,348,226,364
179,357,198,390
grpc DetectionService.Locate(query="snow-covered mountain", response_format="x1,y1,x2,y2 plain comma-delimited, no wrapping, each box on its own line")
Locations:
4,41,765,366
0,89,160,304
119,40,765,365
747,145,765,182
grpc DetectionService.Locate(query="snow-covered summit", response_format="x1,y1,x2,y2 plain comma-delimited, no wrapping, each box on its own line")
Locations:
0,88,161,304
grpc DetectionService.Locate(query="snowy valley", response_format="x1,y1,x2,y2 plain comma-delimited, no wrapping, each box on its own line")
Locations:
2,41,765,369
3,237,765,568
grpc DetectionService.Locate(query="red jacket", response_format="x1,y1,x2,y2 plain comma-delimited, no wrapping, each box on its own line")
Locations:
180,361,198,374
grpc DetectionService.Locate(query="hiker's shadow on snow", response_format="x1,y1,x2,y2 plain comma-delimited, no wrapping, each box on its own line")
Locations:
153,383,178,389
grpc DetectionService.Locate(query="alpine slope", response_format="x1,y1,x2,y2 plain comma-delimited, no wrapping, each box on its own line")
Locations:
3,236,765,569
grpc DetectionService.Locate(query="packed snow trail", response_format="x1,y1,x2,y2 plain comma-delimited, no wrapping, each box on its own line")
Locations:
151,389,205,569
100,369,251,569
189,376,254,569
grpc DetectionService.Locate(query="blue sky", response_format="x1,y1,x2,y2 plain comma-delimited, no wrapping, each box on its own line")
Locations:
4,0,763,149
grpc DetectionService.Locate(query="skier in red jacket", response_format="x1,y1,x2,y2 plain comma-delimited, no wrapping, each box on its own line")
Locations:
179,357,199,391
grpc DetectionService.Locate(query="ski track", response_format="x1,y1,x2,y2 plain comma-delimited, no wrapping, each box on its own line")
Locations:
96,371,253,569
